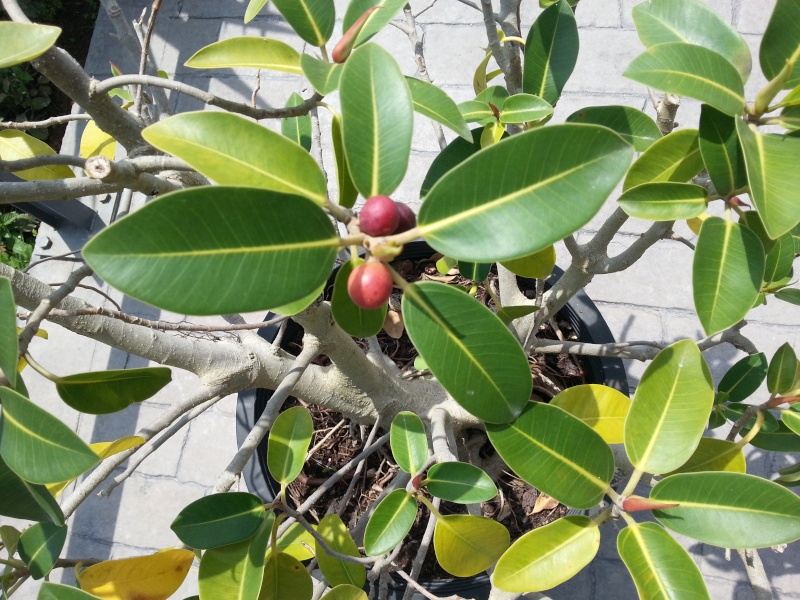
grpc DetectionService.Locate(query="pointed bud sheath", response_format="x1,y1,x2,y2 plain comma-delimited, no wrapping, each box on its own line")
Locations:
621,495,680,513
332,6,382,63
411,473,424,489
728,196,750,208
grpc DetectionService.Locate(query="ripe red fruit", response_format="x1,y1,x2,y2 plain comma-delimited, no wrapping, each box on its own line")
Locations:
347,262,393,310
394,201,416,233
359,195,400,236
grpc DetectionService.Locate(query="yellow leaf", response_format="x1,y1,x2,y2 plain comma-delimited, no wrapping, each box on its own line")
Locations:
550,384,631,444
16,328,48,373
80,120,116,159
76,549,194,600
501,246,557,278
0,131,74,180
687,213,710,235
531,493,559,514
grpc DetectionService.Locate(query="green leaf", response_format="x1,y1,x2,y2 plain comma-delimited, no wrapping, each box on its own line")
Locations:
623,128,704,191
405,77,472,142
418,124,633,262
499,94,553,124
268,406,314,485
549,384,631,445
141,112,327,205
748,420,800,452
780,105,800,130
617,522,710,600
0,387,99,484
698,104,748,197
434,515,509,577
363,490,417,556
402,282,532,424
458,261,491,282
768,343,797,395
0,277,17,389
522,0,579,105
273,522,316,561
760,0,800,90
458,100,494,124
38,582,100,600
272,282,326,317
665,437,746,475
420,129,484,198
775,84,800,109
271,0,334,47
776,462,800,488
475,86,510,110
497,305,539,326
631,0,751,82
566,105,662,152
300,54,342,95
342,0,407,46
315,514,366,588
0,131,75,180
726,403,780,432
259,551,313,600
763,233,795,284
486,402,615,509
83,187,338,316
244,0,270,24
18,523,67,580
0,22,61,68
0,524,20,558
693,217,765,336
736,120,800,239
171,492,266,549
493,516,599,593
390,411,428,475
500,246,556,279
624,42,745,116
331,259,386,338
0,455,64,524
184,37,302,73
331,113,358,208
321,585,367,600
54,367,171,415
198,517,272,600
624,340,714,475
651,472,800,548
424,462,497,503
280,93,312,152
776,288,800,305
780,410,800,436
340,44,412,197
617,182,707,221
717,352,768,403
740,210,777,254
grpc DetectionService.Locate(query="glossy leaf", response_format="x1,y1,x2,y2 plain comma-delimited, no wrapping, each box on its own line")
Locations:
402,282,532,423
549,384,631,444
458,261,490,282
80,549,195,600
342,0,407,46
405,77,471,142
171,492,265,549
698,104,747,198
271,0,334,47
624,340,714,475
780,105,800,130
0,524,20,557
0,387,99,484
665,437,746,475
522,0,579,104
566,105,661,151
617,182,707,221
274,523,315,561
499,94,553,124
776,462,800,488
424,462,497,503
268,406,313,485
282,93,312,151
83,187,338,315
434,515,509,577
623,128,703,191
693,217,765,335
473,87,510,111
624,42,745,116
321,585,368,600
717,352,768,403
301,54,342,95
486,402,615,509
18,523,66,580
315,514,365,588
244,0,269,23
141,112,327,205
726,403,779,433
185,37,301,73
763,233,795,284
459,100,494,124
500,246,556,279
331,259,386,338
340,44,412,197
331,113,358,208
271,282,326,317
740,210,777,254
38,583,101,600
493,515,599,593
0,131,74,180
760,0,800,89
748,421,800,452
259,551,313,600
776,288,800,306
420,129,486,197
768,343,798,395
363,490,417,556
618,522,710,600
736,120,800,239
0,455,64,524
0,277,17,389
419,124,632,262
0,22,60,68
781,410,800,436
54,367,171,415
631,0,751,82
79,120,115,160
651,472,800,548
390,411,427,475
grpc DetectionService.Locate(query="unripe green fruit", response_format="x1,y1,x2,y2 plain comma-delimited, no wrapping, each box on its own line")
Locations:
359,195,400,236
347,261,393,310
394,201,416,233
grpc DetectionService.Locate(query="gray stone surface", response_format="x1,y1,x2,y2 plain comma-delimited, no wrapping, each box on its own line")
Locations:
3,0,799,599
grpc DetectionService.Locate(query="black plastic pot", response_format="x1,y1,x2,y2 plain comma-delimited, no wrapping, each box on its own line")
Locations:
236,241,627,600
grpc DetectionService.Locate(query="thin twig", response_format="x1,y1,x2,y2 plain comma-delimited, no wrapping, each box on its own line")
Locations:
134,0,164,117
396,568,459,600
400,497,441,600
336,417,383,517
0,114,93,130
1,155,84,171
23,250,82,273
480,0,516,94
45,283,122,312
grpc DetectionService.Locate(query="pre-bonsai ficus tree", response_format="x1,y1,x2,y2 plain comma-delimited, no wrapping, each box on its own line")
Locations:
1,0,800,598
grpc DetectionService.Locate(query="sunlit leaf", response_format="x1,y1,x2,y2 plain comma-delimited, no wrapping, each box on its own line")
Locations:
272,0,334,47
665,438,746,475
244,0,269,24
54,367,171,415
459,100,494,124
698,104,747,198
550,384,631,444
623,128,703,191
364,490,417,556
390,412,427,475
748,420,800,452
760,0,800,89
38,582,100,600
768,343,798,395
763,233,795,284
780,410,800,436
0,22,60,68
499,94,553,124
301,54,342,95
330,113,358,208
79,120,116,160
259,551,313,600
268,406,314,484
717,353,768,403
0,455,64,524
406,77,471,142
185,37,301,73
80,549,195,600
0,131,75,180
434,515,509,577
424,462,497,503
282,93,312,151
0,277,18,389
321,585,368,600
342,0,407,46
274,522,315,561
566,105,661,151
500,246,556,279
315,514,365,588
617,182,707,221
171,492,266,549
18,522,66,580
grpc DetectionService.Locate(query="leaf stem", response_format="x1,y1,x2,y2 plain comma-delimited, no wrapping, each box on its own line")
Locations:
22,352,60,382
620,467,644,498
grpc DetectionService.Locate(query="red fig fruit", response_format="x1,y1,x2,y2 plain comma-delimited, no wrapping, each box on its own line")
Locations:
394,201,416,233
359,195,400,236
347,261,393,310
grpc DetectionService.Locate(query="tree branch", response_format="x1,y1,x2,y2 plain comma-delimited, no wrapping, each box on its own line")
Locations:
0,114,93,130
0,177,123,204
84,155,181,194
481,0,517,94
